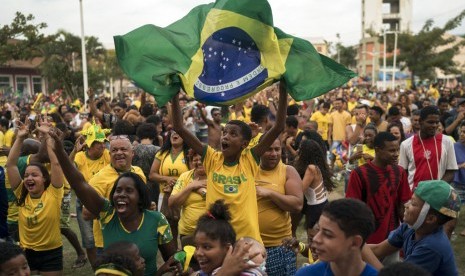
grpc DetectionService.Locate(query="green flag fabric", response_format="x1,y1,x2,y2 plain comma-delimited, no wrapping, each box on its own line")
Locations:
114,0,356,106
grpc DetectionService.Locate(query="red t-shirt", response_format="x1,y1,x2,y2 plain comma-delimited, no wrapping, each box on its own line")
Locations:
346,161,412,244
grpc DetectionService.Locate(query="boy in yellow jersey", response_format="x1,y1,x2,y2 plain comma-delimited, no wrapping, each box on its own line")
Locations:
310,102,331,145
256,138,303,275
171,81,288,243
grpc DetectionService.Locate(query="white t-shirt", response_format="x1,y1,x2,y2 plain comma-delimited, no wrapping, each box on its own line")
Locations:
399,133,458,190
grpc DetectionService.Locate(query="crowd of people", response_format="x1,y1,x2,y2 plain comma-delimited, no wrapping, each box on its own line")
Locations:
0,80,464,276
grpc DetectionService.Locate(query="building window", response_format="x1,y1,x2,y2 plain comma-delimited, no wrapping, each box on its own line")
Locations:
32,76,42,93
16,76,30,95
0,76,11,92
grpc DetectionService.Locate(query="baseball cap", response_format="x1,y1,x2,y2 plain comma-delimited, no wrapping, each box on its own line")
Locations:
414,180,461,219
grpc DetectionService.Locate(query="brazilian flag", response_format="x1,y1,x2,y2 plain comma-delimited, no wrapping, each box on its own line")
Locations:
114,0,356,106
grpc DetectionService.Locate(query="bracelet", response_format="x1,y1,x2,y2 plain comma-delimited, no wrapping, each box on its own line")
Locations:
298,242,306,253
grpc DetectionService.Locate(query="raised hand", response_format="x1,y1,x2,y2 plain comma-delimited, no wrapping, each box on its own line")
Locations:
45,127,64,152
15,118,30,139
156,256,182,276
218,239,258,275
35,113,53,134
282,237,300,254
248,122,262,138
87,88,94,100
75,135,86,152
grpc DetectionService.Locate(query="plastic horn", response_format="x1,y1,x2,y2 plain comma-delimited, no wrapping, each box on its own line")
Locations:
31,93,43,109
183,245,196,272
174,251,186,270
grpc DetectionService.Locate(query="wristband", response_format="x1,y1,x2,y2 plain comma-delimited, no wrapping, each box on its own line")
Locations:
298,242,306,253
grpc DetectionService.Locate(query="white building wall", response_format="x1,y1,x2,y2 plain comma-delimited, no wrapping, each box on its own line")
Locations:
399,0,413,32
362,0,383,38
362,0,412,37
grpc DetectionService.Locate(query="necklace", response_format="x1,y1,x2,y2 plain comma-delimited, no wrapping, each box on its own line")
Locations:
418,132,440,180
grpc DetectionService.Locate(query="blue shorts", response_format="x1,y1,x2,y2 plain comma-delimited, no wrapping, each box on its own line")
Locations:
75,199,95,249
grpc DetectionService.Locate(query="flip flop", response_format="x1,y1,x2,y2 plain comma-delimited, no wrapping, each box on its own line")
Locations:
72,256,87,269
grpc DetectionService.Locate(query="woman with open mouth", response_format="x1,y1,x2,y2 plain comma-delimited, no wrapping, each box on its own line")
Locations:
47,127,180,276
6,118,65,276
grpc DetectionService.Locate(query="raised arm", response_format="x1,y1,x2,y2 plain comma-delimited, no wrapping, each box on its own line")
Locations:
28,134,50,163
87,88,104,123
48,128,105,216
44,131,63,189
69,135,86,162
171,93,204,155
197,103,213,127
140,92,146,110
252,81,288,157
5,120,30,190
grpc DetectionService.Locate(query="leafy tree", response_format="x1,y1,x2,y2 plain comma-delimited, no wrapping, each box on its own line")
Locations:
0,12,53,64
385,10,465,86
40,30,107,99
332,44,357,69
104,49,126,95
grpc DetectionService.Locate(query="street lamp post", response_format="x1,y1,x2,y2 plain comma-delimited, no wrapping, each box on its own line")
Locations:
383,27,387,91
79,0,88,103
391,26,398,90
383,26,399,91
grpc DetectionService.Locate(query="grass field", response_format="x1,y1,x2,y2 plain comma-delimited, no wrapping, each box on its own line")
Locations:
62,184,465,276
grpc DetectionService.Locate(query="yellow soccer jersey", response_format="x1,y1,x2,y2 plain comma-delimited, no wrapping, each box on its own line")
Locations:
0,131,4,148
202,146,262,243
243,106,252,123
5,170,18,223
310,111,330,140
347,101,357,112
90,164,146,248
247,132,263,149
256,161,291,247
358,144,376,166
171,169,206,236
155,150,189,194
4,128,15,147
74,150,111,182
14,183,64,251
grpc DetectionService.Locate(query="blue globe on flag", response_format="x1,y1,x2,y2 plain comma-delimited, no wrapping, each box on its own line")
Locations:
193,27,268,103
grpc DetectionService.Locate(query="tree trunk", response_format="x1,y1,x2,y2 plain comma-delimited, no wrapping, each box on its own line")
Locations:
410,70,416,90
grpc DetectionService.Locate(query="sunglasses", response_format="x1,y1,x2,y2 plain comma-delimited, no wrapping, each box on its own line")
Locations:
109,135,130,141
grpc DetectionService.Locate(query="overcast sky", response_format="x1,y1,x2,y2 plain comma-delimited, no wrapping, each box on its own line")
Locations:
2,0,465,49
